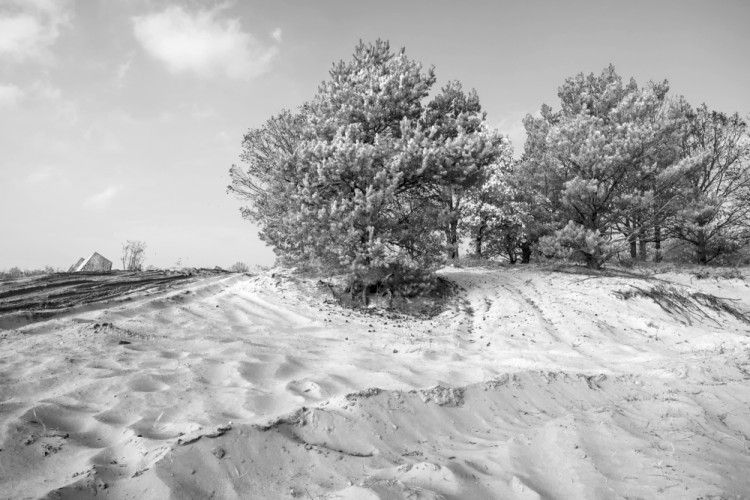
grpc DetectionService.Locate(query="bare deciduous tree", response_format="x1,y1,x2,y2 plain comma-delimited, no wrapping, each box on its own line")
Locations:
121,240,147,271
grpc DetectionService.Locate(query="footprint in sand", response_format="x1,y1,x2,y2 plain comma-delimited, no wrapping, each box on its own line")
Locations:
20,404,87,434
197,359,255,388
374,462,461,497
274,355,305,379
19,404,117,450
66,425,115,449
126,375,169,392
237,359,271,382
159,350,184,360
128,417,181,440
509,475,543,500
286,379,325,400
93,408,132,426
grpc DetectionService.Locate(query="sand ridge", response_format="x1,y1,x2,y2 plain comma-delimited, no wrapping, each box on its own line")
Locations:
1,266,750,498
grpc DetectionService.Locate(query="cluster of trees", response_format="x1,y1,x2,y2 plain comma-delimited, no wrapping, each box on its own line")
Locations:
516,67,750,268
0,266,57,279
121,240,147,271
230,41,750,294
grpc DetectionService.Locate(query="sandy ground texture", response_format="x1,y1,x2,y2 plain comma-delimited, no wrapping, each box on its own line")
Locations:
1,265,750,499
0,269,231,331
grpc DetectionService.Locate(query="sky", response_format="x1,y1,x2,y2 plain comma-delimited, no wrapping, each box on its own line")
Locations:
1,0,748,271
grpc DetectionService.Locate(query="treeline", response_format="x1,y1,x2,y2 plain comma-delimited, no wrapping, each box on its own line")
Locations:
0,266,58,279
229,40,750,294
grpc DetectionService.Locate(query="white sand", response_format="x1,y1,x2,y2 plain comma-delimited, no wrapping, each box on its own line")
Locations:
1,266,749,499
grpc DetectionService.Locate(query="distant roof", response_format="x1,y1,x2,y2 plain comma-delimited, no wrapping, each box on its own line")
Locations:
72,252,112,272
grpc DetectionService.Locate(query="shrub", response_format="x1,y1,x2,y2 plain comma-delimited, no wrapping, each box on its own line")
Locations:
229,262,250,273
6,267,23,278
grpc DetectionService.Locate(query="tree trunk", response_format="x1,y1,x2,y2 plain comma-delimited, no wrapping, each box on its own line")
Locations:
474,223,485,258
451,219,459,260
521,241,531,264
586,255,602,270
507,248,517,264
629,240,637,259
696,231,708,264
505,233,517,264
445,219,459,260
638,233,647,261
697,249,708,264
654,225,662,262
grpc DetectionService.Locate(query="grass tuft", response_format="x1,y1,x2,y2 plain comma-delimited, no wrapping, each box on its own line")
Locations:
615,284,750,324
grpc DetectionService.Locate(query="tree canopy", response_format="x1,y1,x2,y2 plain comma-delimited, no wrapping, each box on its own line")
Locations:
230,40,504,294
520,65,688,268
231,50,750,277
668,104,750,263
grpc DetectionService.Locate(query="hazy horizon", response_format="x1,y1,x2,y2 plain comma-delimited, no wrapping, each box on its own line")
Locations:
2,0,749,271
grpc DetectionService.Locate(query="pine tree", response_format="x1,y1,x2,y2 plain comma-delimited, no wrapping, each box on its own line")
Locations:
421,81,497,260
461,141,519,260
522,65,681,269
668,104,750,263
230,40,505,297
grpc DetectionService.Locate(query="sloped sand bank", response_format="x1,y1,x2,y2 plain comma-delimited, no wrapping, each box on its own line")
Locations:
1,266,749,499
0,269,231,330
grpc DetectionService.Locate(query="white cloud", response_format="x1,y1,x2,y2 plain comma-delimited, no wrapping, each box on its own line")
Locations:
215,130,232,143
0,0,70,62
0,80,75,118
29,80,78,123
271,27,282,43
182,102,217,120
30,80,60,100
0,82,25,106
17,0,65,13
25,166,58,184
133,5,278,80
0,15,43,60
115,58,132,89
85,185,121,209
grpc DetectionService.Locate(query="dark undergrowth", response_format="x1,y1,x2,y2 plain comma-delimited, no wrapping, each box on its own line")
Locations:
317,274,458,318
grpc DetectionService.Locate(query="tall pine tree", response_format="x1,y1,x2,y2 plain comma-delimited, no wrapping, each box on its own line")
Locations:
230,40,504,296
521,65,681,269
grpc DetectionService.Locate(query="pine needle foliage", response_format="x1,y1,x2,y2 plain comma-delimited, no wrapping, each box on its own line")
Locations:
230,40,504,298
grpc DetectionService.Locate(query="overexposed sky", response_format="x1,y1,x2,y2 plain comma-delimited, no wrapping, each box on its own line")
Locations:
1,0,748,270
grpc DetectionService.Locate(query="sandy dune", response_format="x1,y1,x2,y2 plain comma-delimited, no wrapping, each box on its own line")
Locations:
1,266,749,499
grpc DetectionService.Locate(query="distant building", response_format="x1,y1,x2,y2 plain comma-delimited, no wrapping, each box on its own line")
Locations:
68,252,113,273
67,258,84,272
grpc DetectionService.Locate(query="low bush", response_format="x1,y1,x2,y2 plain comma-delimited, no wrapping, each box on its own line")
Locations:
229,262,250,273
319,267,457,317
